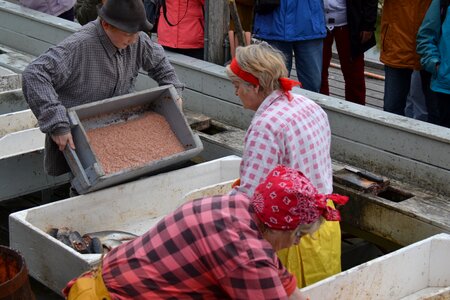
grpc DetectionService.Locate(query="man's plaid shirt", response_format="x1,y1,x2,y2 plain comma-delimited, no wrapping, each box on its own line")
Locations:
22,19,183,176
102,194,295,299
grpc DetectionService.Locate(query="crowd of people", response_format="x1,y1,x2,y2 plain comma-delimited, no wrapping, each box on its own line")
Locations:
20,0,448,298
20,0,449,126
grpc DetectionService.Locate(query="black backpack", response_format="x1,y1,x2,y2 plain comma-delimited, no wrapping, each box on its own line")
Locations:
143,0,190,32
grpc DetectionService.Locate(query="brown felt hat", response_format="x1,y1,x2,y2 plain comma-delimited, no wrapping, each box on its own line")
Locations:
97,0,153,33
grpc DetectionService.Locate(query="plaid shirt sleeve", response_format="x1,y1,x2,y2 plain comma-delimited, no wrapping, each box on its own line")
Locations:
220,259,290,299
139,33,184,97
22,46,74,134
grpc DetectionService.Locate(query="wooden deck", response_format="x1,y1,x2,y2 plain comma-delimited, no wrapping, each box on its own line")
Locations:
291,56,385,110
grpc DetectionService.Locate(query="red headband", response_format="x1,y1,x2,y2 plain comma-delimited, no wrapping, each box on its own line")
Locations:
230,58,259,86
251,165,348,230
230,58,301,100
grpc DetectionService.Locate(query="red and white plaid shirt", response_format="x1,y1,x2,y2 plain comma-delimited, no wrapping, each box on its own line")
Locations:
101,194,296,299
234,90,333,196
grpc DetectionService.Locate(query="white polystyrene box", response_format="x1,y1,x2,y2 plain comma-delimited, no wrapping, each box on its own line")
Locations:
9,156,240,295
300,233,450,300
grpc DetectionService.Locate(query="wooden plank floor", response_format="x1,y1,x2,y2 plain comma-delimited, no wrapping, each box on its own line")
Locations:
291,57,385,110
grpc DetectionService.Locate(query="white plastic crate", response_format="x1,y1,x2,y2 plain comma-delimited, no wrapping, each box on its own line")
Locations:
9,156,240,295
300,233,450,300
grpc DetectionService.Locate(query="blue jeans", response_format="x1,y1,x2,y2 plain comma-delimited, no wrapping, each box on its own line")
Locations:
405,71,428,121
383,66,414,116
264,39,323,92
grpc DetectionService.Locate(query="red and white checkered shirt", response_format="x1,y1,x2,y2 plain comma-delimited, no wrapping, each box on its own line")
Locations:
101,194,295,299
234,90,333,196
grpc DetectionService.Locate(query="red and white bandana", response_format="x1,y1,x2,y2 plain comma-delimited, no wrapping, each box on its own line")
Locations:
251,165,349,230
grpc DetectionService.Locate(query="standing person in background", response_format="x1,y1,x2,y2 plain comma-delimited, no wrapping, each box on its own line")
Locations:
320,0,378,105
380,0,432,116
226,43,349,287
157,0,205,60
19,0,76,21
417,0,450,128
252,0,326,92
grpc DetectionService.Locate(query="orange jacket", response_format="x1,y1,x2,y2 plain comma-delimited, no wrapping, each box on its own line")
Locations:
157,0,205,49
380,0,432,70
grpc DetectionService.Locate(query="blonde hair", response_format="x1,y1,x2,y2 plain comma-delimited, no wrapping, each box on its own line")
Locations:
225,42,288,96
298,217,325,237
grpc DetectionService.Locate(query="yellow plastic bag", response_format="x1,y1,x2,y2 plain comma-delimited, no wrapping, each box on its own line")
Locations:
66,267,111,300
277,200,342,288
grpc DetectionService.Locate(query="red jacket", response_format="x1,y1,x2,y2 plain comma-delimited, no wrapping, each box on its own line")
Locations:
157,0,205,49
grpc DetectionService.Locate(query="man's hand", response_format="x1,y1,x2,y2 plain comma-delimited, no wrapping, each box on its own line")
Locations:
360,31,373,44
51,132,75,151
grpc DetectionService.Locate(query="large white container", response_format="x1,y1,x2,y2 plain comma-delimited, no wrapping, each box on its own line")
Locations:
9,156,240,295
300,233,450,300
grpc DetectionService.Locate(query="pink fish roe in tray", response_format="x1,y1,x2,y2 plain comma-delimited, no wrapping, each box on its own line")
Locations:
86,111,185,175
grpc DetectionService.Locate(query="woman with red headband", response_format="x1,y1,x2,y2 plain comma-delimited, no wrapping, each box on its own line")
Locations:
64,165,346,299
226,42,343,288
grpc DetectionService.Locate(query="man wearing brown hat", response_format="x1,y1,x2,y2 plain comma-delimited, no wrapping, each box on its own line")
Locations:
22,0,184,179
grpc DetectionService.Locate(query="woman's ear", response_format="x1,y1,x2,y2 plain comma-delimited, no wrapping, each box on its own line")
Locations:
253,84,261,95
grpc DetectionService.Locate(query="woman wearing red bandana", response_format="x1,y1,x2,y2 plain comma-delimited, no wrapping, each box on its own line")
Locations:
64,165,346,299
226,43,343,287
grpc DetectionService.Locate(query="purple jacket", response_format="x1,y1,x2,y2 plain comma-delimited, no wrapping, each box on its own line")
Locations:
19,0,75,16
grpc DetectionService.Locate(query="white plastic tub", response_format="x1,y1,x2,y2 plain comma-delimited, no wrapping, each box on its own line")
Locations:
9,156,240,295
300,233,450,300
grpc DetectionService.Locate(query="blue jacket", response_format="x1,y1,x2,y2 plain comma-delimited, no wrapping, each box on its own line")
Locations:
253,0,326,42
417,0,450,94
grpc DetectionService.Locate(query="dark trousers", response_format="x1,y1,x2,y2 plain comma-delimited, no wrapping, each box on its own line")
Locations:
421,70,450,128
383,66,413,116
321,25,366,105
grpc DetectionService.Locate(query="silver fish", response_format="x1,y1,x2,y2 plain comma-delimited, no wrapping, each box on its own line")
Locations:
102,239,123,251
83,230,138,243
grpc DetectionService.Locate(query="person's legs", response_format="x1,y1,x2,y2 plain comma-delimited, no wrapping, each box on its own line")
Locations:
420,70,442,125
293,39,323,92
426,90,450,128
383,66,413,116
437,92,450,128
320,30,334,96
334,26,365,105
265,40,294,76
406,71,428,121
